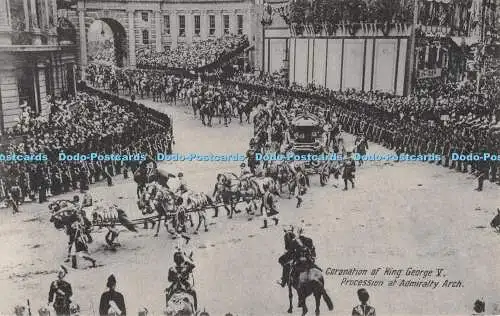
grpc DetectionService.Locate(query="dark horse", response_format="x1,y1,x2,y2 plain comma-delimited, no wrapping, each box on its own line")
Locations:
283,231,334,316
491,208,500,232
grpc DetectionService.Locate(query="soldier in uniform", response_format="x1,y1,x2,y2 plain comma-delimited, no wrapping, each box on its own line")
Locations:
260,184,279,229
475,148,490,192
166,249,197,311
352,288,376,316
342,152,356,190
99,274,126,316
48,265,73,316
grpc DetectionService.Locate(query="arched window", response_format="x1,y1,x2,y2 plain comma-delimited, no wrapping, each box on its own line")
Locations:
142,29,149,44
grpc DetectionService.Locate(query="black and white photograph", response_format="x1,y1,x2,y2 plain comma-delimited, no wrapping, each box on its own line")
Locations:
0,0,499,315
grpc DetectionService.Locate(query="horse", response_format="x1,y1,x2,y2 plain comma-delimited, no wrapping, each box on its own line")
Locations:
283,231,334,316
491,208,500,232
181,191,213,234
200,101,215,127
141,183,179,237
164,292,196,316
316,160,340,187
213,173,242,218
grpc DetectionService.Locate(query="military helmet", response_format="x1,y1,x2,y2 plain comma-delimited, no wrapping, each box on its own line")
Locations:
173,251,184,265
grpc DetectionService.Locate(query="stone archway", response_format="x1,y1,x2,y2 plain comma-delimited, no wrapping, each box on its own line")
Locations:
87,18,127,67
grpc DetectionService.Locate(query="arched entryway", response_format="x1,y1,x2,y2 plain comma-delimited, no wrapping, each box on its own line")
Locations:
87,18,127,67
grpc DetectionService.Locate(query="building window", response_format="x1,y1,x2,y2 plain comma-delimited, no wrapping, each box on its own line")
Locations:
194,15,201,36
141,12,149,22
142,29,149,44
209,15,215,35
237,15,243,35
179,15,185,37
163,15,170,35
223,15,230,34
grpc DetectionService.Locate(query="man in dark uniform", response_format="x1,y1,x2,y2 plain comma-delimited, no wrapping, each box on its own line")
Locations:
48,265,73,316
99,274,126,316
278,226,317,287
342,152,356,190
475,148,490,192
352,288,376,316
166,250,197,311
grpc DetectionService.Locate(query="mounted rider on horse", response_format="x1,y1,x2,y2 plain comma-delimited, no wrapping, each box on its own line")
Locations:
166,248,197,311
278,226,318,288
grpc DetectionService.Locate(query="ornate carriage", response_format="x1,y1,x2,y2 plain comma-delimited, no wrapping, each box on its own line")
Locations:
289,113,325,170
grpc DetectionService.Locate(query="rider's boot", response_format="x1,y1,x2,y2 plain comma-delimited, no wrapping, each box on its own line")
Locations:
272,217,279,225
261,219,268,229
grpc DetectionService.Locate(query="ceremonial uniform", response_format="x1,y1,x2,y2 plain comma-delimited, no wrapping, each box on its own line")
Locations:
342,155,356,190
48,267,73,316
352,304,376,316
166,251,197,311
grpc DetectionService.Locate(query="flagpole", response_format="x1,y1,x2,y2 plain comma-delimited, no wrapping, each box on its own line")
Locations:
406,0,420,96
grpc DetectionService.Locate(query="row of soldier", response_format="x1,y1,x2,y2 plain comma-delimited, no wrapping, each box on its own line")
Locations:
1,92,172,212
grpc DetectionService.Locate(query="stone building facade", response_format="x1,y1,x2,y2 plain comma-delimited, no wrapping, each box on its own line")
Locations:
0,0,77,132
69,0,264,76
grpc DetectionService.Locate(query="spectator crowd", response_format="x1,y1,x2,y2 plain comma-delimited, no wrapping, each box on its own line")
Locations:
0,90,173,209
136,35,248,70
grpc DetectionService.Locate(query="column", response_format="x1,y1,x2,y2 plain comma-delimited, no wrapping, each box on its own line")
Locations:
0,0,12,44
155,11,162,52
0,64,21,129
216,10,223,37
186,11,192,44
78,9,87,79
52,54,62,97
246,8,252,40
128,9,136,68
51,0,56,24
44,0,50,31
171,12,178,49
37,61,50,117
30,0,38,28
24,0,30,30
231,10,238,35
201,10,208,40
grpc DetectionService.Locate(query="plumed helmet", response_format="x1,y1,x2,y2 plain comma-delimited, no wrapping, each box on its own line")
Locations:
106,274,116,288
174,251,184,265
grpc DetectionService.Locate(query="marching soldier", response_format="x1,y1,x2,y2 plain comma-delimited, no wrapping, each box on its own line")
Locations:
48,265,73,316
260,184,279,229
342,152,356,191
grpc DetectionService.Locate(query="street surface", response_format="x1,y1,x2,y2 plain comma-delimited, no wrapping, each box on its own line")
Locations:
0,97,499,315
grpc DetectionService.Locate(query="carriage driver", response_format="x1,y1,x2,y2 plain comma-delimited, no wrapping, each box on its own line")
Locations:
166,248,197,311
